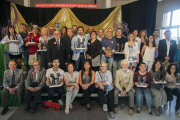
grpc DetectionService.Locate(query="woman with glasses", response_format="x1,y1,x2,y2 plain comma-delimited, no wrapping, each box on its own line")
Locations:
164,64,180,117
95,62,115,118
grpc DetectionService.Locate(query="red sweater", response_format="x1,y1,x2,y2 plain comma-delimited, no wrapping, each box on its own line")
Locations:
26,34,41,55
133,71,151,89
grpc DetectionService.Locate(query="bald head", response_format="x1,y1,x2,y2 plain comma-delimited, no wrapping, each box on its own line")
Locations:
9,61,17,71
106,28,113,37
88,26,94,34
54,30,61,40
33,61,40,71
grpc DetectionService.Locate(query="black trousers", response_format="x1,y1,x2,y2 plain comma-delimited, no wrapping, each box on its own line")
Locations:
97,89,114,112
164,87,180,111
48,87,64,101
25,89,42,104
81,84,95,105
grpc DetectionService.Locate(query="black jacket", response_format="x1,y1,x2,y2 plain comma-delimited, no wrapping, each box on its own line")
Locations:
47,38,69,68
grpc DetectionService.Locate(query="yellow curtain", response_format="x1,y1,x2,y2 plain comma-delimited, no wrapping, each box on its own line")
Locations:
10,3,122,36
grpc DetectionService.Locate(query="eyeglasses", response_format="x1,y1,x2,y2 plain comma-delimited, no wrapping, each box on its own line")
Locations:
101,66,107,67
33,64,40,66
54,33,60,35
107,31,112,33
171,68,176,69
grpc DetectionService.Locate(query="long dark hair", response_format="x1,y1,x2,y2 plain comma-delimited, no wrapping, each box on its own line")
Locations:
151,60,163,72
8,25,17,39
167,64,178,76
81,59,92,80
146,35,156,47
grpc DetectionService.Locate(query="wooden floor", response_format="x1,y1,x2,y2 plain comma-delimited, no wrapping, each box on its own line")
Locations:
0,96,179,120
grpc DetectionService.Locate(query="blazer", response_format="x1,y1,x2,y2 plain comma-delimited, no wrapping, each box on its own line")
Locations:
114,69,134,92
86,39,102,59
47,38,69,68
71,35,88,61
62,35,73,59
3,68,24,89
158,39,177,63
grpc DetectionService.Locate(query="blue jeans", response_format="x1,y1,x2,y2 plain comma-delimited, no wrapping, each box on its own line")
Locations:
40,51,48,69
112,59,122,79
135,87,152,110
48,87,64,101
75,54,85,71
22,48,30,74
101,55,113,72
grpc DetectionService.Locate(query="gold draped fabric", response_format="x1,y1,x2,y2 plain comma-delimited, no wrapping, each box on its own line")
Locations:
10,3,122,36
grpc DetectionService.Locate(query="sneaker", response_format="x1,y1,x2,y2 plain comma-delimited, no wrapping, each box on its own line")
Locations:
149,111,153,116
1,107,9,115
114,107,118,114
136,110,140,114
103,104,108,111
159,107,164,114
58,100,63,106
129,109,134,116
164,103,168,109
48,100,52,102
155,109,160,116
109,112,115,118
175,110,180,117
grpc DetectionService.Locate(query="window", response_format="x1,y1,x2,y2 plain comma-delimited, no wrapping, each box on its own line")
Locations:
160,9,180,46
162,12,171,27
172,9,180,26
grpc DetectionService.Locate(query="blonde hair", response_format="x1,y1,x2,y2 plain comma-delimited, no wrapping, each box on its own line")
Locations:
100,62,108,70
127,33,135,41
41,27,49,36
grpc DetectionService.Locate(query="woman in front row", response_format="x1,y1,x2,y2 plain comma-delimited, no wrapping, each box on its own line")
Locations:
150,60,167,116
64,63,80,114
79,59,95,110
95,62,115,118
164,64,180,117
133,62,152,116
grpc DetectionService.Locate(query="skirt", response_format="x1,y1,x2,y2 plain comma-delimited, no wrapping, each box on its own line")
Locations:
150,87,167,107
9,54,22,59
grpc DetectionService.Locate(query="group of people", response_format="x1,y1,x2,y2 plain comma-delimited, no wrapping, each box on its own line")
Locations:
0,23,180,118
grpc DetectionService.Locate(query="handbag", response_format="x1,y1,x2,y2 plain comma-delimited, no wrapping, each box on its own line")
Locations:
92,55,101,67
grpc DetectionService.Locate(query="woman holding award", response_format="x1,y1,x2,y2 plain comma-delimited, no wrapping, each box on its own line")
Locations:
95,62,115,118
0,25,23,69
64,63,80,114
124,33,139,72
79,59,95,111
39,27,51,69
133,62,152,116
164,64,180,117
149,60,167,116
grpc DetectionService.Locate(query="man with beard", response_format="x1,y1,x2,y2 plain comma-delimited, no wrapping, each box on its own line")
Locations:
114,59,134,116
72,25,78,36
84,26,94,40
71,26,88,71
153,29,161,59
49,26,54,39
46,59,64,105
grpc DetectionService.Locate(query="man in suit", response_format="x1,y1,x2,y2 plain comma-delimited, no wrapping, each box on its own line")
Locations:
1,61,24,115
24,61,46,113
158,30,177,70
47,30,69,71
71,26,88,71
114,59,134,116
62,28,74,63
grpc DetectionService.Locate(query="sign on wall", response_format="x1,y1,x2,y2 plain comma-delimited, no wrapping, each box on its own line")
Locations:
35,3,98,9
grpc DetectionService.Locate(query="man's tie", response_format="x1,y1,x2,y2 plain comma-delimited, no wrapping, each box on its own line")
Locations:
57,40,60,50
12,71,15,86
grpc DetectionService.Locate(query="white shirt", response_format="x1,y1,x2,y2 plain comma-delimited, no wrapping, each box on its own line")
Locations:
55,38,60,45
122,69,129,78
46,68,64,84
166,39,171,56
35,70,39,82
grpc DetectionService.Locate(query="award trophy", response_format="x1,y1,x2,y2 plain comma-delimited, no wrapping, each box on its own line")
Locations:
38,40,47,51
9,34,19,43
27,35,35,45
176,73,180,86
115,44,124,54
137,76,147,87
106,46,112,53
153,71,166,84
49,73,63,88
76,38,86,50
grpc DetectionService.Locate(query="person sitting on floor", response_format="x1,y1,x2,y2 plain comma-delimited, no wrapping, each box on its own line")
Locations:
46,59,64,105
114,59,134,116
24,61,46,113
1,61,24,115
